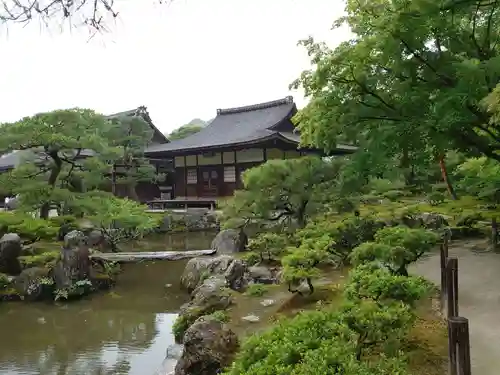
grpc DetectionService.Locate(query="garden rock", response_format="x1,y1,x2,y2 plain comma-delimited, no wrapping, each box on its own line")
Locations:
14,267,51,301
175,315,239,375
64,230,87,248
175,276,233,341
248,265,275,284
211,228,248,254
419,213,449,229
180,255,248,292
0,233,22,275
88,230,105,247
52,231,91,289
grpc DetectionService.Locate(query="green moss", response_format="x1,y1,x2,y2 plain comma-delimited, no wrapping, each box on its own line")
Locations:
172,307,202,342
18,251,60,269
209,310,230,323
245,283,269,297
0,273,10,290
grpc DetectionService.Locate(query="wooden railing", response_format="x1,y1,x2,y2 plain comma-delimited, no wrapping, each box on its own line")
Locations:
439,237,472,375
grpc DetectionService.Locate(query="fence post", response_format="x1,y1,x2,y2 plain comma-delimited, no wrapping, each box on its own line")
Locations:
492,217,498,252
446,257,459,318
448,316,471,375
440,237,449,312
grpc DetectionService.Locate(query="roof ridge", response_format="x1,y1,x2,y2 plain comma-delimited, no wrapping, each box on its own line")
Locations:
216,96,293,115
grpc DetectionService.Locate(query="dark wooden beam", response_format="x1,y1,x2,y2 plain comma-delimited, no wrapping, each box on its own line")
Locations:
183,155,188,198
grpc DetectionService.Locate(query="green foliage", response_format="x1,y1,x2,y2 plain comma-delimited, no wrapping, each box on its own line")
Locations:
247,232,289,262
368,178,405,195
426,191,446,206
340,299,415,359
222,157,338,229
209,310,230,323
105,113,163,199
344,264,431,307
0,109,122,219
297,215,380,264
54,279,93,301
0,273,9,289
225,303,411,375
168,123,204,140
455,157,500,203
84,196,161,251
333,197,358,214
245,283,269,297
281,242,328,294
351,227,439,276
18,251,60,269
292,0,500,181
240,252,261,266
0,212,58,242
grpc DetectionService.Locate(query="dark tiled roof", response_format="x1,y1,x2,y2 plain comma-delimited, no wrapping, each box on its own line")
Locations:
145,96,297,154
0,107,167,170
107,106,169,144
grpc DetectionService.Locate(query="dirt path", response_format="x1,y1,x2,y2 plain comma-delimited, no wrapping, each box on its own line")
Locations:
411,240,500,375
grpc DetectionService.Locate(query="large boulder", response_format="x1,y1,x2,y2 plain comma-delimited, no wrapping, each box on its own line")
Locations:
174,276,233,342
5,197,18,211
14,267,51,301
419,213,449,230
51,230,91,290
180,255,248,292
248,265,276,284
211,229,247,254
0,233,22,275
174,315,239,375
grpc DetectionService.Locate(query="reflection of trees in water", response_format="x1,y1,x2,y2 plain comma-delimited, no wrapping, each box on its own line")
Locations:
0,307,158,375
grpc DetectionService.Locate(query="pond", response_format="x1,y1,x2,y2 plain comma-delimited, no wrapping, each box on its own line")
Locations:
0,231,215,375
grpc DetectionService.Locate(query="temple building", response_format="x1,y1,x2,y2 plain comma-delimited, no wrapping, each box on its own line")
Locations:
145,96,355,200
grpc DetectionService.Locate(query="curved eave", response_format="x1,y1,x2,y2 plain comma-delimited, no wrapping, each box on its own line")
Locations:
144,131,357,157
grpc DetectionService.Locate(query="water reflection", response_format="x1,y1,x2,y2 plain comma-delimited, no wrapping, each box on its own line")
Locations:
0,231,216,375
0,311,178,375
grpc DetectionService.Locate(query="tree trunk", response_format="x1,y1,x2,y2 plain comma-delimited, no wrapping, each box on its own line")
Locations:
438,155,457,200
127,182,139,201
40,152,63,220
296,200,309,228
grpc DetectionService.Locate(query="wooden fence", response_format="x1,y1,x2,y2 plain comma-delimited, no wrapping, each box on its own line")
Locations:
439,237,472,375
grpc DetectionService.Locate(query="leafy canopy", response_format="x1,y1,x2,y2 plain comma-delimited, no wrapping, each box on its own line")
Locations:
293,0,500,167
223,156,339,228
0,109,121,218
350,226,439,276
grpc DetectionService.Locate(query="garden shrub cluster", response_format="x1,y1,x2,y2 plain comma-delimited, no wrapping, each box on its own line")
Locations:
225,223,435,375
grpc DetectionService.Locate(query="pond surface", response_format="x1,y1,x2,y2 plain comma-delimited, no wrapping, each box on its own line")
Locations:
0,231,215,375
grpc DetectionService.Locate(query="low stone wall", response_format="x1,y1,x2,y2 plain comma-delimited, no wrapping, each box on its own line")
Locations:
157,209,221,233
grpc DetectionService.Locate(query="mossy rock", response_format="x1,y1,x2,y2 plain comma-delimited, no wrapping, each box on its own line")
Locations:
18,251,60,270
0,287,21,301
90,271,115,290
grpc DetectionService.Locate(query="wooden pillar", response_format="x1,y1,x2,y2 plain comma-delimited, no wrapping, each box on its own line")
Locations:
440,237,449,312
446,257,459,318
172,156,176,199
195,154,199,198
492,217,498,252
263,147,267,162
234,150,239,188
183,155,188,198
448,317,471,375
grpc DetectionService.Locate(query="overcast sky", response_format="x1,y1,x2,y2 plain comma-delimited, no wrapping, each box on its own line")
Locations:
0,0,350,134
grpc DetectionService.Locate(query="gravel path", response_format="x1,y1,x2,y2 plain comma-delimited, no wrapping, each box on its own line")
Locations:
411,240,500,375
